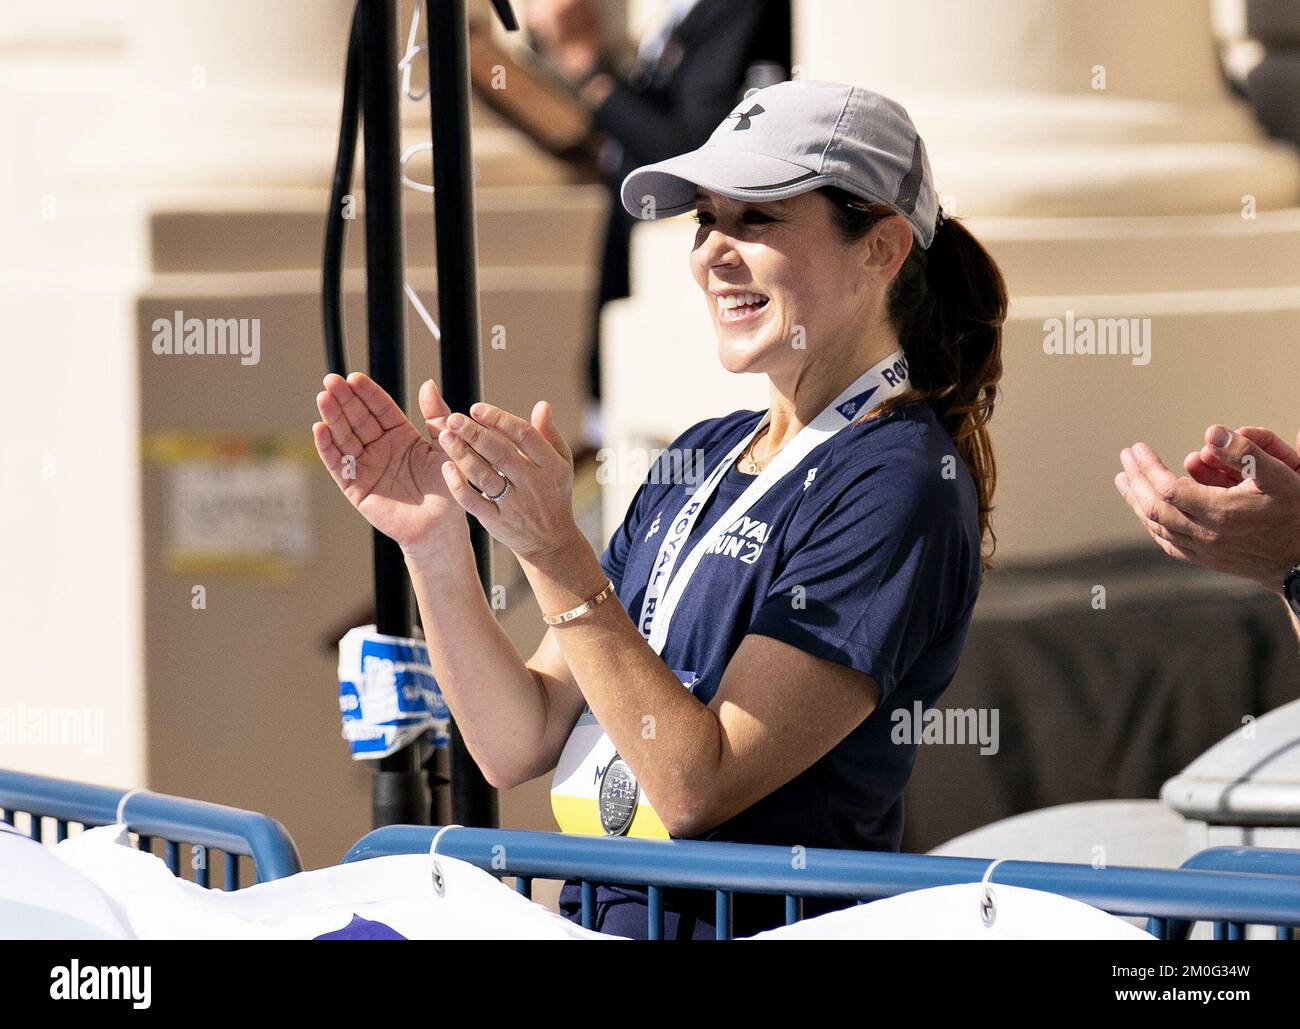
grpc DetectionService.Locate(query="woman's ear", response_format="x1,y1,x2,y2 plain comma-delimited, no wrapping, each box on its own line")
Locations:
860,215,913,284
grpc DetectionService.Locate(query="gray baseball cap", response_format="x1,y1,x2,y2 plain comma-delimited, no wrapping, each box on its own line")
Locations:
620,79,940,248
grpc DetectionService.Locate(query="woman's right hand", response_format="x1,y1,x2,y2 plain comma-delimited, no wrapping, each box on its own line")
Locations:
313,372,468,556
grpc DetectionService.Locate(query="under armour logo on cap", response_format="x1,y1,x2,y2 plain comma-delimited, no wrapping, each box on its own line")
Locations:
728,103,765,130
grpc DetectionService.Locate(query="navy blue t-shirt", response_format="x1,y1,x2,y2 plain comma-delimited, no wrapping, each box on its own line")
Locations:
559,400,982,935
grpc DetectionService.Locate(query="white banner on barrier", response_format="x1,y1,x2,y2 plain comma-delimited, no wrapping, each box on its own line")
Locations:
39,826,615,940
746,882,1155,940
4,822,1156,941
0,823,132,940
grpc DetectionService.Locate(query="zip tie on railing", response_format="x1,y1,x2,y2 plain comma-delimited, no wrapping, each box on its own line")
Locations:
429,824,463,856
429,824,464,897
980,857,1009,928
399,2,429,102
396,142,443,344
404,282,442,342
400,142,436,194
115,788,147,827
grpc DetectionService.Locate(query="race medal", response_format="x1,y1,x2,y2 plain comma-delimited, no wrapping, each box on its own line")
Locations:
597,753,639,835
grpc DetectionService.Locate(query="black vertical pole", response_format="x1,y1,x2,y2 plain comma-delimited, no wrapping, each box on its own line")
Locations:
425,0,499,830
360,0,427,828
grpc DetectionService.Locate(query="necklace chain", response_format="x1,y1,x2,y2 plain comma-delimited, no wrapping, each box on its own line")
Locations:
739,423,781,473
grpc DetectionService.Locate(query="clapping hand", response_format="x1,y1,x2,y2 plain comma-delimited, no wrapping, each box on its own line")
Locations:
1114,423,1300,592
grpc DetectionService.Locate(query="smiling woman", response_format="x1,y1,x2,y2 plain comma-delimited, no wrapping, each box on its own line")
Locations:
312,78,1007,939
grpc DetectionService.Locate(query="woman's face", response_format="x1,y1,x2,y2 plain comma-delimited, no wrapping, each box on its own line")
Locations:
689,188,906,379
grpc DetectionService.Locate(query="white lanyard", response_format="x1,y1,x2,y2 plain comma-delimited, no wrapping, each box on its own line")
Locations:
637,349,911,655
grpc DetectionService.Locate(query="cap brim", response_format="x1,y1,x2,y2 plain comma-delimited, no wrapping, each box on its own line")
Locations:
620,146,825,220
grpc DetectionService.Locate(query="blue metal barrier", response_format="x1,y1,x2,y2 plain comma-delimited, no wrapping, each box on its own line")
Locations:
0,770,302,887
342,824,1300,940
10,766,1295,939
1156,846,1300,941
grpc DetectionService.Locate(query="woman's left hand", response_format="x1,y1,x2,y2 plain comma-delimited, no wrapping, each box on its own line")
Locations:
432,400,583,563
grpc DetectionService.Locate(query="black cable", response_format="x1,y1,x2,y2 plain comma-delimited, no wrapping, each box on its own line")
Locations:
322,3,363,377
488,0,519,30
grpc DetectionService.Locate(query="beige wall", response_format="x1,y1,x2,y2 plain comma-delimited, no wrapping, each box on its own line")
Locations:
0,0,605,871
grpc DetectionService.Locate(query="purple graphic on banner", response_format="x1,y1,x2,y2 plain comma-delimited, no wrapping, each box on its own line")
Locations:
313,913,408,940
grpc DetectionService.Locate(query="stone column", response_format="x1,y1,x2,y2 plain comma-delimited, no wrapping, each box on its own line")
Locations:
792,0,1298,215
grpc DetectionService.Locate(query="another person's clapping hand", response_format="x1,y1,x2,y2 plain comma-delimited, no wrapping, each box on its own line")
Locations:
1114,423,1300,594
1115,422,1300,641
525,0,604,84
1183,424,1300,487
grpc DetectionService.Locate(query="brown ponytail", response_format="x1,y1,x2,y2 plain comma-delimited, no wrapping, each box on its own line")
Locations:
819,186,1007,568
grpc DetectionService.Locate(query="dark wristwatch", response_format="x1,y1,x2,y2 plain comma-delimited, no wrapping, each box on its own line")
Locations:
1285,564,1300,617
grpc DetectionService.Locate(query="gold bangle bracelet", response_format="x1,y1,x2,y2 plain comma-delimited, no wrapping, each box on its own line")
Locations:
542,579,616,626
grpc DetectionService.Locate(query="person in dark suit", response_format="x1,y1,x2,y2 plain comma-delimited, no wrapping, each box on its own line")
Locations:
526,0,791,447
